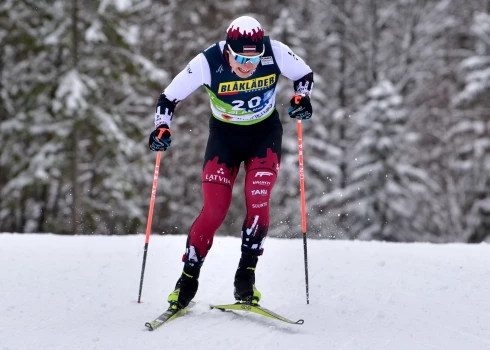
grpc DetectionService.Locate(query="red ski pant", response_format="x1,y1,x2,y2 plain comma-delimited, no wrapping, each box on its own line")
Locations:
183,113,282,265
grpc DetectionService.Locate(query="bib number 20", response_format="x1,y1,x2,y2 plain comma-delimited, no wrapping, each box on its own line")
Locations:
232,96,261,111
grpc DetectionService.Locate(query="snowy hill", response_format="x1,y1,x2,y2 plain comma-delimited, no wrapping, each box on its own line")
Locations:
1,234,489,350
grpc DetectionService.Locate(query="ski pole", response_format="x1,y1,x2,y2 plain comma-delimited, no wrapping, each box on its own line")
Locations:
138,131,166,303
297,119,310,304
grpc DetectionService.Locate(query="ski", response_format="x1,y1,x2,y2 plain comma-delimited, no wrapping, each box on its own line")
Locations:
145,301,196,331
209,302,304,325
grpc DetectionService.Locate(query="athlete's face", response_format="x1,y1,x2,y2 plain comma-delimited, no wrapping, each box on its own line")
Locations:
228,50,261,78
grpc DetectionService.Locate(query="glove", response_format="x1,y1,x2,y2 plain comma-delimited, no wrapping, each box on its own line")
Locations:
288,94,312,120
148,125,172,151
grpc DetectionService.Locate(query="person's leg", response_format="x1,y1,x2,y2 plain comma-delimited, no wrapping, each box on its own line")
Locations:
234,117,282,303
168,173,236,309
185,156,239,264
169,121,240,309
241,148,280,255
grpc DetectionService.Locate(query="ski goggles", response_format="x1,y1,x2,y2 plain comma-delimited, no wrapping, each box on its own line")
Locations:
228,45,265,65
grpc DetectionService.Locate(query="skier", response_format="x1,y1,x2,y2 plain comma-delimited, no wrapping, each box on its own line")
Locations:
149,15,314,310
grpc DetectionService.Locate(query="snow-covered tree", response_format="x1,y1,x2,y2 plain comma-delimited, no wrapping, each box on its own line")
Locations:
333,81,435,241
2,0,490,243
453,12,490,108
0,0,163,234
449,10,490,242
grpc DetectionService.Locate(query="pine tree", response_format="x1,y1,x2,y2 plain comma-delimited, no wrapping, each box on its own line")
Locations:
451,10,490,242
345,81,435,241
0,1,164,234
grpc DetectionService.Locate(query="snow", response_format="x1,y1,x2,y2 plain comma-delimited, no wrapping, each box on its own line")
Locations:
55,70,91,113
1,234,489,350
85,20,107,43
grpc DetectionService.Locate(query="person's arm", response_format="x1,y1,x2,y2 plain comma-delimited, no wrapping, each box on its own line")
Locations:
271,40,314,120
154,53,211,128
149,53,211,151
271,40,314,97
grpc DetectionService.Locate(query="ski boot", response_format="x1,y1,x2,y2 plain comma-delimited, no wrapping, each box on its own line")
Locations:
234,254,261,305
168,264,200,310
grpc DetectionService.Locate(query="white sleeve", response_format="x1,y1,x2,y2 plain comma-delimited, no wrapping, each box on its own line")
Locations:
271,40,312,82
163,53,211,102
